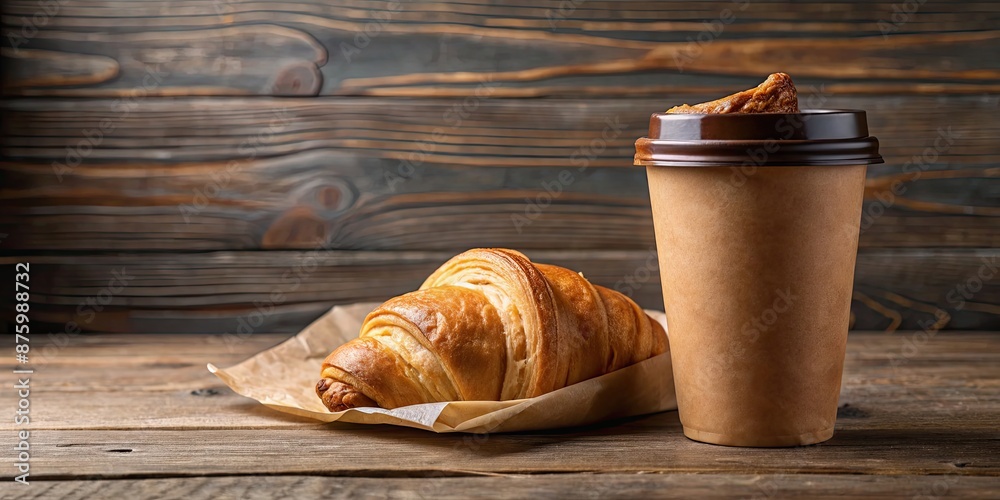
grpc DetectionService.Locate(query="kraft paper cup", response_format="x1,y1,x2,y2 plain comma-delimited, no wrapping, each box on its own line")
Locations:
635,110,883,447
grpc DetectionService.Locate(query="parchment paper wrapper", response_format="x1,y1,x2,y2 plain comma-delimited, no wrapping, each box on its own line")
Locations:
208,302,675,433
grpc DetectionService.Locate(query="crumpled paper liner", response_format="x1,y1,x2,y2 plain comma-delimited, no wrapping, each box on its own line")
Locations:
208,302,675,433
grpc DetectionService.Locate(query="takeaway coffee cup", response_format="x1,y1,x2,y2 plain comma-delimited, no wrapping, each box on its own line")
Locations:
635,110,882,447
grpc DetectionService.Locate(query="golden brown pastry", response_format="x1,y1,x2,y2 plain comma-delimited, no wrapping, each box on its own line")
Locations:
667,73,799,114
317,248,667,411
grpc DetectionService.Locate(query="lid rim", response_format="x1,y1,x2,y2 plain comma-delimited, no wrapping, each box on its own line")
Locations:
636,109,882,167
635,158,885,167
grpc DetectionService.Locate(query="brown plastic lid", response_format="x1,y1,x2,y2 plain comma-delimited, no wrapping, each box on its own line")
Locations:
634,109,883,167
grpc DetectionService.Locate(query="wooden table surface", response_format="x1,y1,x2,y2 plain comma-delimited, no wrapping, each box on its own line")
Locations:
3,331,998,499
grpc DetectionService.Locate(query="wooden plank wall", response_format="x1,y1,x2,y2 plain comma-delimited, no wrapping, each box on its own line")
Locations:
1,0,998,333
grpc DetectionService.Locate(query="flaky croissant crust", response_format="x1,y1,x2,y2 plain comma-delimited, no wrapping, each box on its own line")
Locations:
317,248,667,411
667,72,799,114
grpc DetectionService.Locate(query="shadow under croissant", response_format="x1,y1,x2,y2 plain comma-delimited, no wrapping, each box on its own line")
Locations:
315,411,681,455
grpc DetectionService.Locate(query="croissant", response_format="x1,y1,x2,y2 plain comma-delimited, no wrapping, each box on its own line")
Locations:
666,72,799,114
316,248,667,411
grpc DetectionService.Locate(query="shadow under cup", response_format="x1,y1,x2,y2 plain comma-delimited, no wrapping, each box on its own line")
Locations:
635,110,883,447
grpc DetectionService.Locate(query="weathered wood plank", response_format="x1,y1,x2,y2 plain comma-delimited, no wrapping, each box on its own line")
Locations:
12,380,995,432
6,413,999,477
2,1,999,96
15,474,1000,499
2,96,998,251
6,333,998,431
0,251,665,333
0,331,994,486
2,47,119,88
0,249,997,333
3,25,327,96
4,95,997,164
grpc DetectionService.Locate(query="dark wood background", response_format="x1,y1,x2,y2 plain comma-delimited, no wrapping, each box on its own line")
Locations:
1,0,998,333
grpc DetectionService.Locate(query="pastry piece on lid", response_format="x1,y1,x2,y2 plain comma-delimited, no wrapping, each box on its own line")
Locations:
667,73,799,114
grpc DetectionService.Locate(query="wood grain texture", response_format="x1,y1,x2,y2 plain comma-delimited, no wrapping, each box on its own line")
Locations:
14,474,1000,499
1,249,997,333
3,24,327,96
1,47,119,88
5,95,998,165
3,2,998,491
0,332,996,485
1,251,665,334
8,332,999,431
2,1,999,96
2,95,998,251
1,1,997,340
